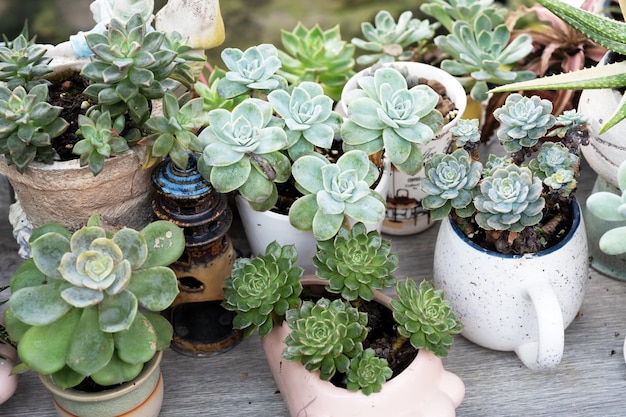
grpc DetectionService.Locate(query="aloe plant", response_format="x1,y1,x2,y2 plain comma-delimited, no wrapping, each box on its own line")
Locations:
491,0,626,133
3,215,185,389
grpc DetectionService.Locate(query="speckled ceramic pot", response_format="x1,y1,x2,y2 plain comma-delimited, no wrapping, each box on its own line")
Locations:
433,201,589,370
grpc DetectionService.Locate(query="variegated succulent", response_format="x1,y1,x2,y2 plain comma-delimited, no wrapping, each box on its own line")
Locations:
3,215,184,389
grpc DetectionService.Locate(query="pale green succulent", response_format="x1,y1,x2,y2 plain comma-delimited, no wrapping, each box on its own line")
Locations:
267,81,342,160
282,297,368,381
73,110,130,176
4,215,184,389
543,168,576,196
344,348,392,395
528,142,578,182
351,10,437,66
494,94,556,153
196,98,290,211
141,92,207,170
474,165,545,232
81,13,192,125
0,29,52,91
548,109,589,139
313,222,398,302
483,154,511,175
450,118,481,148
421,149,483,220
587,160,626,255
217,44,287,99
420,0,506,33
490,0,626,134
277,23,355,102
341,67,444,175
430,12,535,102
194,67,247,113
391,279,463,358
223,241,303,338
288,150,385,241
0,83,68,172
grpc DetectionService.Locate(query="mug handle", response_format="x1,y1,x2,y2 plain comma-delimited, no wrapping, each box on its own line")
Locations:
514,280,564,370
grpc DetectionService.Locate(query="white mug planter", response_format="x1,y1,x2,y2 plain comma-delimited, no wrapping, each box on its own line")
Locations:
433,201,589,370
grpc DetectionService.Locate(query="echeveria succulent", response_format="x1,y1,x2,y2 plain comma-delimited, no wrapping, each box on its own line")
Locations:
421,149,483,220
282,297,368,381
391,279,462,358
421,0,505,33
528,142,578,182
288,150,385,241
494,94,556,153
0,83,68,172
341,67,443,175
313,222,398,301
344,348,392,395
4,215,184,389
474,165,545,231
197,98,290,211
351,10,436,66
0,30,52,90
267,81,342,160
218,44,286,99
548,109,589,139
222,241,303,338
450,118,481,148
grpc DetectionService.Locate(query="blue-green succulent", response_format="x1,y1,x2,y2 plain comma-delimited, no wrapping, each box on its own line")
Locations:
450,118,481,148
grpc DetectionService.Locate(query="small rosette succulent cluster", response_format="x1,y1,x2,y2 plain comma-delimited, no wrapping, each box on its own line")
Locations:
4,215,184,389
528,142,578,197
222,241,304,338
0,30,52,90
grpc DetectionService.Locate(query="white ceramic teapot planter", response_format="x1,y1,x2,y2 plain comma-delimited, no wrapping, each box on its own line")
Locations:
433,201,589,370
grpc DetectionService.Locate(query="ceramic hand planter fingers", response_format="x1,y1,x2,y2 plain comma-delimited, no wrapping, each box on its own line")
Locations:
433,202,588,370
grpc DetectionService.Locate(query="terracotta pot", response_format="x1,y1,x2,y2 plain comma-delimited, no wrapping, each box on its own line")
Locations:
433,201,588,370
341,62,467,236
261,276,465,417
38,351,164,417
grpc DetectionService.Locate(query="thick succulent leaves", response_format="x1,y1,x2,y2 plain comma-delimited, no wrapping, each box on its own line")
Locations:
210,158,252,194
382,128,413,167
344,195,386,225
70,226,107,254
97,290,138,333
17,307,81,375
586,191,626,222
599,226,626,255
292,154,326,194
143,312,174,351
392,143,423,176
126,266,179,311
9,281,71,326
49,366,86,390
90,352,143,387
111,228,148,270
30,231,71,280
113,311,157,365
61,286,104,308
312,211,346,241
66,306,114,377
289,194,318,231
139,220,185,269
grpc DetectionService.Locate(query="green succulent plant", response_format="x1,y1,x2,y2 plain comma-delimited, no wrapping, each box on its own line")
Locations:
351,10,437,66
490,0,626,133
493,94,556,153
421,149,483,220
0,28,52,91
3,214,185,389
277,22,356,102
450,118,481,149
140,92,207,170
392,279,463,358
528,142,578,183
194,66,247,112
73,110,130,176
282,297,368,381
587,160,626,255
196,97,290,211
223,241,304,338
81,13,194,125
344,348,392,395
0,83,68,172
313,222,398,302
420,0,506,33
341,67,444,176
288,150,386,241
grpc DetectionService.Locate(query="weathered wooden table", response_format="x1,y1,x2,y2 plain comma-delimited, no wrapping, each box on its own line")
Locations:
2,160,626,417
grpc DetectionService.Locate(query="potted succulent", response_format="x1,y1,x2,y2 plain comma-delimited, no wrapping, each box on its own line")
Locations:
0,9,204,237
420,92,590,369
2,214,185,417
221,222,464,417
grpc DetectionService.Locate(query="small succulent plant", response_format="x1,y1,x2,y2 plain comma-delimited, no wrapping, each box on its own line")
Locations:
73,110,130,176
344,348,392,395
194,66,247,112
340,67,444,176
196,97,290,211
0,83,68,172
222,241,304,338
528,142,578,184
420,0,506,33
0,28,52,91
81,13,194,125
140,92,207,170
351,10,437,66
450,118,481,149
277,22,355,102
4,214,185,389
392,279,463,358
313,222,398,301
288,150,386,241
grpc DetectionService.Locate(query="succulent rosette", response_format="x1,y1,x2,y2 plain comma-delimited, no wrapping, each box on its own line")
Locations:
313,223,398,301
282,297,368,381
474,165,545,231
450,118,481,148
528,142,578,181
223,241,304,338
344,348,392,395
